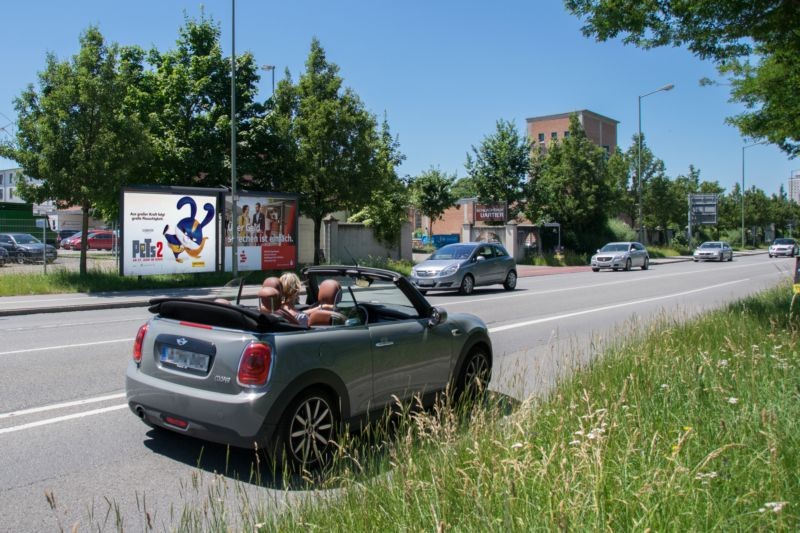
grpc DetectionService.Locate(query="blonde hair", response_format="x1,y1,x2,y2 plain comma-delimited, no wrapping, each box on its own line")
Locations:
279,272,302,305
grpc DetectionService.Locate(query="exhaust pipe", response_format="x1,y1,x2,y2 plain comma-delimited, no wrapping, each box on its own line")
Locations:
134,406,146,420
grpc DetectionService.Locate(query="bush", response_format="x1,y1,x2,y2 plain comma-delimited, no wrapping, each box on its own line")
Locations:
607,218,636,242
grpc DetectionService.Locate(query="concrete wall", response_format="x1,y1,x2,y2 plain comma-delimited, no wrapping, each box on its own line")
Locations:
321,218,412,264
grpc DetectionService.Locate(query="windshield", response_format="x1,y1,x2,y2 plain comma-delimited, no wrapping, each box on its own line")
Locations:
13,234,41,244
700,242,721,249
599,243,629,252
430,244,475,260
773,238,795,245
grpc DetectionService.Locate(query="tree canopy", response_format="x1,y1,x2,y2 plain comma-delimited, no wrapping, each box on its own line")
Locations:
564,0,800,156
410,167,457,237
1,27,150,274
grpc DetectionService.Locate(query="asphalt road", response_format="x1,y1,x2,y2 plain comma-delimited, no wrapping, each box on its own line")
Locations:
0,254,793,531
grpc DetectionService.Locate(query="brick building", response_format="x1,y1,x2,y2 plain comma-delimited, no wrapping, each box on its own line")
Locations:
526,110,618,155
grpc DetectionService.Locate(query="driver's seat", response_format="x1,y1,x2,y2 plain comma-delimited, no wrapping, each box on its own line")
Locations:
306,279,347,326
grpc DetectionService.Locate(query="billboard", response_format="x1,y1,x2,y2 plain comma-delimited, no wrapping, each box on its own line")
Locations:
121,188,220,276
690,194,718,225
223,192,299,272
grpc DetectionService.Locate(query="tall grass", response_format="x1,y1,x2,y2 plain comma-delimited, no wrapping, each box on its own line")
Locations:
263,284,799,531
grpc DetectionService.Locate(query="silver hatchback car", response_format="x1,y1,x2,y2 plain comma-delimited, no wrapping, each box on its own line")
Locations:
591,241,650,272
410,242,517,295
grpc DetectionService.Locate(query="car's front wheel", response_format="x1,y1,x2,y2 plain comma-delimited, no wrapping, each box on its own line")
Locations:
459,274,474,295
503,270,517,291
453,346,492,403
274,389,338,473
642,257,649,270
15,252,26,265
624,258,632,271
592,267,599,272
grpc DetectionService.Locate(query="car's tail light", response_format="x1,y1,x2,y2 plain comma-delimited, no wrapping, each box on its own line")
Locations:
237,342,271,386
133,323,148,363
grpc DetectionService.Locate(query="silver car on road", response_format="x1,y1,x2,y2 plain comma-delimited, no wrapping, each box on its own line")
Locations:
591,241,650,272
768,238,798,258
126,265,493,471
410,242,517,295
693,241,733,262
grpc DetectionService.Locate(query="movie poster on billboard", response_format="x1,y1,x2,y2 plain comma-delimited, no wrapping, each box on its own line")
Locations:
121,189,219,276
223,193,299,272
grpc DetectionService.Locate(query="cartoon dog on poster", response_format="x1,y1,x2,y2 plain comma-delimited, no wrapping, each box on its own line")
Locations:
163,196,215,262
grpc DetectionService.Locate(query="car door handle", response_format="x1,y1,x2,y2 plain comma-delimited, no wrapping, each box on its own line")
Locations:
375,340,394,348
451,329,462,337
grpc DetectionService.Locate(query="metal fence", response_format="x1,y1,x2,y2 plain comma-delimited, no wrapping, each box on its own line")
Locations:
0,217,119,275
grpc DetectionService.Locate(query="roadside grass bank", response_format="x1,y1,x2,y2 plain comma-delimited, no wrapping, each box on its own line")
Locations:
262,283,798,531
0,268,243,296
529,250,588,266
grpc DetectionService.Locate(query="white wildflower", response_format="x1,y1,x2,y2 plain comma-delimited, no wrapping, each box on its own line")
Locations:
764,501,788,513
727,397,738,405
718,359,729,368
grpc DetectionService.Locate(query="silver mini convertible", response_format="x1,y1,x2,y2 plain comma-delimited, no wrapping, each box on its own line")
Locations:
126,265,492,470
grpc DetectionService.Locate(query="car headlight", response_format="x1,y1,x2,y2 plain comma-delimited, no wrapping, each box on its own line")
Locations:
441,264,459,276
613,254,624,261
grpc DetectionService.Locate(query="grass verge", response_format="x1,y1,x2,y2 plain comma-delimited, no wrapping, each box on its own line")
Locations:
260,283,799,531
529,250,589,266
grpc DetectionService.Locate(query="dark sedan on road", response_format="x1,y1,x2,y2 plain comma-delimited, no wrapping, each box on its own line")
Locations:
410,242,517,295
127,265,493,471
0,233,57,264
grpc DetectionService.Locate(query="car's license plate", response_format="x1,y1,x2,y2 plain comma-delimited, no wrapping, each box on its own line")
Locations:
160,346,210,373
417,280,434,287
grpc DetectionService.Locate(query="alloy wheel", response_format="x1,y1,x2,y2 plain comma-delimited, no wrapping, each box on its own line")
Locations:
286,394,335,469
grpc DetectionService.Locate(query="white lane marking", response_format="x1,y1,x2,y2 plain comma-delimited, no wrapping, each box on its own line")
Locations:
0,317,146,333
488,279,746,333
0,393,126,420
0,338,133,356
0,405,127,435
439,261,786,307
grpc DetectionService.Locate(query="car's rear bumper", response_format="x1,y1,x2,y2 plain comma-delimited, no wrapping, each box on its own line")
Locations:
125,362,278,449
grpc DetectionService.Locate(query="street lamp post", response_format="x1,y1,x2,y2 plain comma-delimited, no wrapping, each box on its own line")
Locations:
637,83,674,243
741,140,767,249
262,65,275,96
230,0,238,276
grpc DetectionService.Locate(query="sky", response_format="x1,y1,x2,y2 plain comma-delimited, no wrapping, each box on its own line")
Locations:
0,0,796,197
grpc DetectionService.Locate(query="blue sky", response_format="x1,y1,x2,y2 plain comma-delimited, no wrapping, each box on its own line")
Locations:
0,0,796,196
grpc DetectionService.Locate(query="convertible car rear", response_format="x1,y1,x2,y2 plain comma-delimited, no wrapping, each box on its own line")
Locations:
126,265,492,470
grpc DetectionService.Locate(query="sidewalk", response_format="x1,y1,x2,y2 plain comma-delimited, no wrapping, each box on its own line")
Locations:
0,252,762,317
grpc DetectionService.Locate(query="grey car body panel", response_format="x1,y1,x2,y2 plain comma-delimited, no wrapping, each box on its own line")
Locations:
126,265,491,450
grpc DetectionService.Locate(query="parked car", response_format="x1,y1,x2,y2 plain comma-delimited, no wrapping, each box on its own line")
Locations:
126,265,493,471
410,242,517,295
63,230,117,251
56,229,79,248
0,246,8,266
693,241,734,262
0,233,58,264
768,238,798,258
591,242,650,272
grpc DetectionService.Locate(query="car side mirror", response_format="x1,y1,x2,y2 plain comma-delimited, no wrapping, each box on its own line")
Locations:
475,255,485,262
428,306,448,328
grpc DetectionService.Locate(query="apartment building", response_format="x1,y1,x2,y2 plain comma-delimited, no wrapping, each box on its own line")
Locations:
526,110,618,155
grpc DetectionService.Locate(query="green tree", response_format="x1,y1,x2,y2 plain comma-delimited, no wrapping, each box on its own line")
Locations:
348,116,408,247
564,0,800,157
524,114,614,250
465,119,530,217
623,133,667,231
134,14,261,187
410,167,457,237
272,38,384,264
450,176,478,199
2,27,150,275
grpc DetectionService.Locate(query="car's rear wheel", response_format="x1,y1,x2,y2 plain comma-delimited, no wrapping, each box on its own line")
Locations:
642,257,649,270
453,346,492,403
503,270,517,291
15,252,26,265
274,389,338,473
624,258,632,271
459,274,474,295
